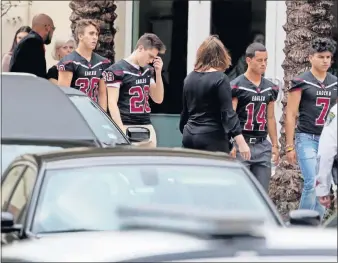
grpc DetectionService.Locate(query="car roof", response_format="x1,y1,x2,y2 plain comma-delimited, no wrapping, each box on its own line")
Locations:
59,86,87,96
2,227,337,262
1,74,98,145
24,146,237,165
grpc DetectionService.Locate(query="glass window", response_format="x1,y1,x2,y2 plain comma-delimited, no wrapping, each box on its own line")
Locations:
211,0,266,81
132,0,188,114
1,165,26,209
7,166,37,221
1,145,63,174
68,95,129,145
32,164,275,233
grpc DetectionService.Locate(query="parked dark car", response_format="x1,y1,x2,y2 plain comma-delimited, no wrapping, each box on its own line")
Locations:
1,73,149,173
1,147,322,245
1,206,336,262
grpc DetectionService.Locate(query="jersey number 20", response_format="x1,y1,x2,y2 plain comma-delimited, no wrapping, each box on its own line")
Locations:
244,103,267,131
75,77,100,102
129,85,151,113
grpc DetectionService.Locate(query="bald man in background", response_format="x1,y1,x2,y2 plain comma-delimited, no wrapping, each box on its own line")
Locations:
10,14,55,78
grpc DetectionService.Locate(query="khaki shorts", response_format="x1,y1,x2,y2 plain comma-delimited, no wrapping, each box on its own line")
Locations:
124,124,157,148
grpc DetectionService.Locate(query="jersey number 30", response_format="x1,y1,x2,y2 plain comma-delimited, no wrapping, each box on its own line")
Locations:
75,77,100,102
315,97,330,126
129,85,151,113
244,103,267,131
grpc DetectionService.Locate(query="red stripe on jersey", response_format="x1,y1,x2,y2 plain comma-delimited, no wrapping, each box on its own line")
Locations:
62,60,74,65
231,85,239,89
289,87,302,92
272,86,279,90
113,70,124,76
294,78,304,82
102,59,111,64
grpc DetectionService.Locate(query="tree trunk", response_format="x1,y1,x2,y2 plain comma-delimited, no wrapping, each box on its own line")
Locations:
69,0,117,63
269,0,335,221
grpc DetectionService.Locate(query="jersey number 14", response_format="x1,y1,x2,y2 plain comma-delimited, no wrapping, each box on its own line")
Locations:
244,103,267,131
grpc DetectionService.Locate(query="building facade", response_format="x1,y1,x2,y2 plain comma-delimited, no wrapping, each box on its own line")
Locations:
1,1,337,144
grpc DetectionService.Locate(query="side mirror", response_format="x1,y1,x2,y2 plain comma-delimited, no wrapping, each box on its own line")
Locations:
288,209,321,227
126,127,150,143
1,212,22,233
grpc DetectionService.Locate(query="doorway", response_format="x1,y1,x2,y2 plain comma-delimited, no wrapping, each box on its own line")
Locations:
132,0,188,114
211,0,267,80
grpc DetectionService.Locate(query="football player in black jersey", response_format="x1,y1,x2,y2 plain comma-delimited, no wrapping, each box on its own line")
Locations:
286,37,337,219
57,19,111,110
230,43,279,192
102,33,166,147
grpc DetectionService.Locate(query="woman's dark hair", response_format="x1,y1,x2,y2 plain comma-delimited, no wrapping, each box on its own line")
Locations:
310,37,336,55
194,35,232,72
10,26,31,52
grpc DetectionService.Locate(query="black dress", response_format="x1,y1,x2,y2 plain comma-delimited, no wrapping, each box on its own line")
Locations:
179,71,242,153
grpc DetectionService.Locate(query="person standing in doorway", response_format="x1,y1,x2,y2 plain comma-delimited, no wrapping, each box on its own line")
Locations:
9,14,55,78
285,37,337,219
230,43,279,192
179,35,250,159
2,26,31,72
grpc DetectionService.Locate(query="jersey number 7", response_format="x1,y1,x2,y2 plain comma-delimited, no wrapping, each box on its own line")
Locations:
129,85,151,113
315,97,330,126
244,103,267,131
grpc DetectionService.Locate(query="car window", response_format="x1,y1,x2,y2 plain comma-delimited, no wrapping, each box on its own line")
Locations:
1,145,63,174
69,95,129,145
32,164,276,233
1,165,26,210
7,166,37,222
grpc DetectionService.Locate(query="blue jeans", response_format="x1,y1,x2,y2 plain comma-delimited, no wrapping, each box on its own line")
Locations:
295,133,325,219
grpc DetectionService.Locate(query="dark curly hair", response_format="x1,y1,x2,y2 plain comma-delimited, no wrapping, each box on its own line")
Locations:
310,37,336,55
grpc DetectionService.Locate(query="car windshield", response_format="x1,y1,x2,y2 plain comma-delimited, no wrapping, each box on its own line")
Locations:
69,95,129,145
1,144,63,174
33,164,276,233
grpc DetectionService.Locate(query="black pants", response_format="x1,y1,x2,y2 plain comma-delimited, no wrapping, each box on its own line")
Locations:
182,128,230,153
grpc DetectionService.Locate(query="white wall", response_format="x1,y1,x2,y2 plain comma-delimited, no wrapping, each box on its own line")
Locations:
265,1,287,141
187,1,211,73
1,1,127,69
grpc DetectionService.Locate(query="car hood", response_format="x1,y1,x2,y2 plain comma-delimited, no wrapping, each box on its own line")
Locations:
2,227,337,262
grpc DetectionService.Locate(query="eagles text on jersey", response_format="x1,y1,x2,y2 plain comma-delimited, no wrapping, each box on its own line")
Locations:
230,75,279,138
57,51,111,102
102,60,155,125
288,71,337,135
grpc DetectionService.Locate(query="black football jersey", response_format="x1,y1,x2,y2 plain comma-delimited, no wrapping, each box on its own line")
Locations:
102,59,155,125
231,75,279,137
57,51,111,102
289,71,337,135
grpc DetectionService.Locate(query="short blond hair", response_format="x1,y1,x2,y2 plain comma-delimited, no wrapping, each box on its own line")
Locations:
52,38,76,60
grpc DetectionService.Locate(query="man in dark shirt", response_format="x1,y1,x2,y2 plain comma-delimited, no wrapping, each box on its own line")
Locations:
10,14,55,78
58,20,111,110
286,37,337,219
230,43,279,192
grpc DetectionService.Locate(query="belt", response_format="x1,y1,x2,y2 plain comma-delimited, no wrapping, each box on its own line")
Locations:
244,136,266,144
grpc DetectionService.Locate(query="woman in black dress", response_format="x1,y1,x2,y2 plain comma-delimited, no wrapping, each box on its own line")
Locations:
47,38,75,84
179,35,250,160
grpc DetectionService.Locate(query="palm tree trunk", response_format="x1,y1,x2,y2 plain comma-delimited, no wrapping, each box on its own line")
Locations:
269,0,335,221
69,0,117,63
